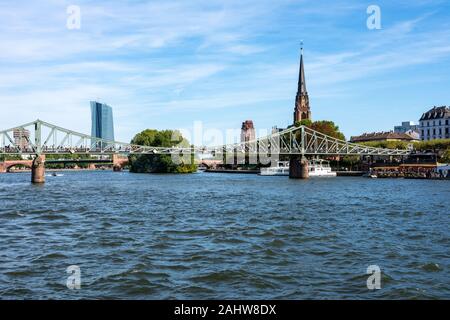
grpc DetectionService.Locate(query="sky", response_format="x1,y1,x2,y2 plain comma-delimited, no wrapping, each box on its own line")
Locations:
0,0,450,142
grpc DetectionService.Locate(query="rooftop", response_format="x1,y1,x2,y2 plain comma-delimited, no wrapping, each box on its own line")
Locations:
241,120,255,130
419,106,450,121
350,131,416,142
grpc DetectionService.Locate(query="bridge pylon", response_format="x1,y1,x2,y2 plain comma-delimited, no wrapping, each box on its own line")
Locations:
112,154,129,171
31,154,45,184
289,126,309,179
289,156,309,179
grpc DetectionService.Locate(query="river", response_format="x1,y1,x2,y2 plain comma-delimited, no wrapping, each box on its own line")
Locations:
0,171,449,299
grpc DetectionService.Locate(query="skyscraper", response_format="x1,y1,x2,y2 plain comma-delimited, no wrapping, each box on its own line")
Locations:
90,101,115,142
293,45,311,124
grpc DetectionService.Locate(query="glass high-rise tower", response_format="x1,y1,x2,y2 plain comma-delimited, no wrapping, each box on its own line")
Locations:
90,101,115,142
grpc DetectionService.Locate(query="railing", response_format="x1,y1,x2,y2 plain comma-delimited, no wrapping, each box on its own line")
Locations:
0,120,411,157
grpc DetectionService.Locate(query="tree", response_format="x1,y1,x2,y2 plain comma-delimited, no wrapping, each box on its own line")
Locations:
359,140,409,150
340,155,360,170
129,129,197,173
359,139,450,163
293,119,346,141
442,149,450,163
295,119,313,127
45,153,91,169
414,139,450,153
0,155,22,161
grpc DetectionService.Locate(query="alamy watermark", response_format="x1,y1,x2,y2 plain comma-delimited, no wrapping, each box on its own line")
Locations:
366,265,381,290
367,5,381,30
168,121,280,166
66,265,81,290
67,5,81,30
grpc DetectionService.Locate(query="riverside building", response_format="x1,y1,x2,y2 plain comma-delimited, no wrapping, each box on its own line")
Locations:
419,106,450,141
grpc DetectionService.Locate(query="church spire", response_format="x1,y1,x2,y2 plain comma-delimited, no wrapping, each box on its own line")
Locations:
293,41,311,124
297,41,307,95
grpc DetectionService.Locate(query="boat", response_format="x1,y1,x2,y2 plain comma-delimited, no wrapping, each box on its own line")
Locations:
47,173,64,177
308,159,337,177
259,161,290,176
259,159,336,177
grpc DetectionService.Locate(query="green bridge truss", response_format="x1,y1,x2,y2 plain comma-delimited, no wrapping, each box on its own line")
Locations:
0,119,411,157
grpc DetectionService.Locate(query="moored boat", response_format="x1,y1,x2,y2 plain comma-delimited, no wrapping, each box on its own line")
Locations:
259,161,290,176
308,159,337,177
259,159,336,177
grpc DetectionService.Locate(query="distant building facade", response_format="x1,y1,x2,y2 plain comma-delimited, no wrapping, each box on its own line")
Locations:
90,101,115,142
350,131,418,143
394,121,420,140
13,128,30,149
271,126,284,134
293,46,311,124
394,121,419,133
419,106,450,141
241,120,256,143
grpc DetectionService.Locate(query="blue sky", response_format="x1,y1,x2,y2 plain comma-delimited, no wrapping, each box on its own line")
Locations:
0,0,449,142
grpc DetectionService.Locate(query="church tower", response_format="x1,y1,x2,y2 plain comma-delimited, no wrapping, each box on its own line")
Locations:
293,44,311,124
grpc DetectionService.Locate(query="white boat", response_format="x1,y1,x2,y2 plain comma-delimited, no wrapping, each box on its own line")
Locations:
259,159,336,177
308,159,337,177
259,161,290,176
46,173,64,177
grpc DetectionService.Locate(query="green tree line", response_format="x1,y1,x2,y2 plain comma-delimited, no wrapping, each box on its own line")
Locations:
359,139,450,162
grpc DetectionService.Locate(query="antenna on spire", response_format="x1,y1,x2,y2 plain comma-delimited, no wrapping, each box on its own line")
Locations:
300,40,304,55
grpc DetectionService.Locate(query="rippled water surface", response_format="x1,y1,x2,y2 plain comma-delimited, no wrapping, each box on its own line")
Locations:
0,171,449,299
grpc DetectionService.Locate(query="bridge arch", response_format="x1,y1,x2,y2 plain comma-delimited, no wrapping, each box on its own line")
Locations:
199,160,222,169
2,160,33,172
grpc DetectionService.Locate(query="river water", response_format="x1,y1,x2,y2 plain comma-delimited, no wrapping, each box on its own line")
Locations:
0,171,449,299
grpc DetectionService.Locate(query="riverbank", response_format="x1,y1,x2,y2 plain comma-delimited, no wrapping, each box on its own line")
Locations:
205,169,367,176
336,171,365,176
204,168,259,174
4,168,114,173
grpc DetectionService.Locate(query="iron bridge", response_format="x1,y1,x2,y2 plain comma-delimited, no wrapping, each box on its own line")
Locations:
0,120,411,157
